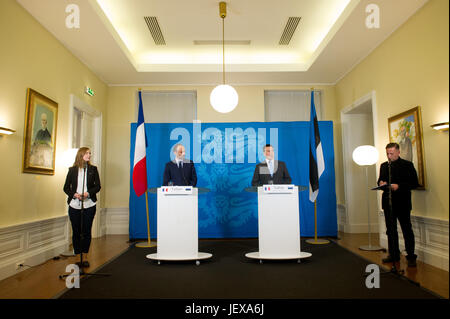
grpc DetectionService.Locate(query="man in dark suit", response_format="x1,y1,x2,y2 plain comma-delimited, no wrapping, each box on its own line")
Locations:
378,142,419,267
163,144,197,186
251,144,292,186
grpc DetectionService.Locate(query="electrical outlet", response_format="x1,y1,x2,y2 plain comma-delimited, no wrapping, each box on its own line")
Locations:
15,262,24,270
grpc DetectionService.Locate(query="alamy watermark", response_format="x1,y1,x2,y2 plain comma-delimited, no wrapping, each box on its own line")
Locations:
365,4,380,29
365,264,380,289
65,264,80,288
168,121,279,164
65,4,80,29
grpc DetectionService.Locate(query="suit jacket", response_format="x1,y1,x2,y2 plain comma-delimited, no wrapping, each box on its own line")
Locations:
163,160,197,186
63,164,101,204
377,157,419,211
251,160,292,186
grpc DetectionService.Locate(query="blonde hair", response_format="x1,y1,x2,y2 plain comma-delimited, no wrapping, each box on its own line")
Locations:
73,147,91,168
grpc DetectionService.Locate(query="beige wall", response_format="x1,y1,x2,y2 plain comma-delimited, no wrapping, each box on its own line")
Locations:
103,85,339,208
0,1,108,227
335,0,449,219
2,0,447,229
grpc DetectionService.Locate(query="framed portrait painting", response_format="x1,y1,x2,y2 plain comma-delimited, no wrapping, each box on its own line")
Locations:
22,88,58,175
388,106,425,189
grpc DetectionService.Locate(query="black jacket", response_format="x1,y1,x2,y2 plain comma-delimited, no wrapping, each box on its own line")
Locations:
163,160,197,186
251,160,292,186
377,157,418,211
63,164,101,204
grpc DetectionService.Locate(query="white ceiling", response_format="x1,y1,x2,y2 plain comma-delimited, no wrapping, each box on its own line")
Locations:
17,0,428,85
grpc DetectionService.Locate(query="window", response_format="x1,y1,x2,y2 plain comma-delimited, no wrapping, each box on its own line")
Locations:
264,90,322,122
139,91,197,123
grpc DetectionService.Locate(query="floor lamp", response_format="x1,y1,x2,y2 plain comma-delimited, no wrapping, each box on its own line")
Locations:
352,145,383,251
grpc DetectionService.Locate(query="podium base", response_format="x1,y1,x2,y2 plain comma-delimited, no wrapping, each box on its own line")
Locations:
305,238,330,245
245,251,312,260
146,252,212,266
135,241,157,248
359,244,384,251
245,251,312,264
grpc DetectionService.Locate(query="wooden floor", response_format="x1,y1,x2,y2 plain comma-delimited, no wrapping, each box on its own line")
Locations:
0,232,447,299
334,232,449,299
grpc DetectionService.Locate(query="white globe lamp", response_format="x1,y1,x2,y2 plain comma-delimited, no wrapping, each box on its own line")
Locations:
352,145,383,251
210,84,238,113
210,2,238,114
352,145,379,166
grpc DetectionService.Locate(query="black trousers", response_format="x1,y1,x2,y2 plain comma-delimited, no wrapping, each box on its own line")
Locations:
69,205,96,255
383,207,417,260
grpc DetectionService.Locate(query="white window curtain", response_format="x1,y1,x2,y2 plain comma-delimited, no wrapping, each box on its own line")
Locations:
264,90,322,122
138,91,197,123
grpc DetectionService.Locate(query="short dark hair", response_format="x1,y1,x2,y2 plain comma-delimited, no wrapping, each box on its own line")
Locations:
263,144,273,151
386,142,399,150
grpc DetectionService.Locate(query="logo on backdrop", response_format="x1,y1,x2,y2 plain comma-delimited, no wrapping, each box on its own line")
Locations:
166,122,280,229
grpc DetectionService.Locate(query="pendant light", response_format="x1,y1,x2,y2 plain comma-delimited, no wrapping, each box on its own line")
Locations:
210,2,238,113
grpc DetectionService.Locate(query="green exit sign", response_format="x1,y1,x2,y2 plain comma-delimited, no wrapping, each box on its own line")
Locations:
85,87,94,96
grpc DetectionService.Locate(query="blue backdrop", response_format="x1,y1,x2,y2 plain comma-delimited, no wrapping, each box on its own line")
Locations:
129,121,337,239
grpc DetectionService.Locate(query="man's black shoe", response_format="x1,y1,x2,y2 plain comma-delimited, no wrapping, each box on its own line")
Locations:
382,256,400,263
407,259,417,267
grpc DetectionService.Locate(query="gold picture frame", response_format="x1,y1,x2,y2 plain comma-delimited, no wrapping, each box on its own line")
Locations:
22,88,58,175
388,106,425,189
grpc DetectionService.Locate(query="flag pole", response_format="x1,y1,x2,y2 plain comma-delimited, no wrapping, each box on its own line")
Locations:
135,88,156,248
306,201,329,245
306,87,329,245
136,190,156,247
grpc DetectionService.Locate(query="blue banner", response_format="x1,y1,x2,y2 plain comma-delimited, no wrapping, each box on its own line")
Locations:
129,121,337,239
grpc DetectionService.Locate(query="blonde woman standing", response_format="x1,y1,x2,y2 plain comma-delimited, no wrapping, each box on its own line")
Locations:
63,147,101,268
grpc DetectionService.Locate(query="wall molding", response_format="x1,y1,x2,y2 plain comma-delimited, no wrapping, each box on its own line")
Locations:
337,203,380,234
378,211,449,271
103,208,129,235
0,216,69,281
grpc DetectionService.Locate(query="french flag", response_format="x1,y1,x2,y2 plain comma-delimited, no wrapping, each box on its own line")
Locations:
132,91,147,197
309,91,325,202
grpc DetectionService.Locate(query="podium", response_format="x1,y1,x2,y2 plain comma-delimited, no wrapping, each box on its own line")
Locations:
245,185,312,263
146,187,212,265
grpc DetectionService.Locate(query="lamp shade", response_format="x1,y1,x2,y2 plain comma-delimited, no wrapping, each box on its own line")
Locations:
0,127,15,135
352,145,379,166
210,84,238,113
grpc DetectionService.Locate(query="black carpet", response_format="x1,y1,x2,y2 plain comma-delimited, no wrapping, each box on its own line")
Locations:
59,239,440,299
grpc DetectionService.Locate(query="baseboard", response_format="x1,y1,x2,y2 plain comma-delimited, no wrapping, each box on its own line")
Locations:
103,208,129,235
337,204,346,232
0,216,70,281
378,211,449,271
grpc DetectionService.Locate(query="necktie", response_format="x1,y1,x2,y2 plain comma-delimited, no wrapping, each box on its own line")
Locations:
269,161,273,176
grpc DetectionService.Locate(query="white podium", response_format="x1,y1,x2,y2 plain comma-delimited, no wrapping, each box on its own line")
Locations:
245,185,312,263
146,187,212,265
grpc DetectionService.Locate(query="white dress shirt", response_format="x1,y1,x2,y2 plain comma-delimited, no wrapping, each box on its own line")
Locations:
69,168,96,209
265,159,274,176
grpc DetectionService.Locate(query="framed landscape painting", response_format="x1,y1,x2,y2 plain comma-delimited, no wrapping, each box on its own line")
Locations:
388,106,425,189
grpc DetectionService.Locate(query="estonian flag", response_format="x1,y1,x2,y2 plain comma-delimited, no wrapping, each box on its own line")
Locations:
132,91,148,197
309,92,325,202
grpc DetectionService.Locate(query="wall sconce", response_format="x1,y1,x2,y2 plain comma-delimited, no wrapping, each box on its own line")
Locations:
0,127,15,135
430,122,449,131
